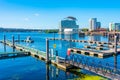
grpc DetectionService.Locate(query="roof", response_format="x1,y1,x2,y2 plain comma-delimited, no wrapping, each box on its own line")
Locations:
66,16,77,20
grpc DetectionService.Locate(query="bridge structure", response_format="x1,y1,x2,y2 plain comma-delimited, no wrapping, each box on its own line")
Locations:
0,35,120,79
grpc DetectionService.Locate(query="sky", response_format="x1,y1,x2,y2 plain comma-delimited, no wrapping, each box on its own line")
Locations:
0,0,120,29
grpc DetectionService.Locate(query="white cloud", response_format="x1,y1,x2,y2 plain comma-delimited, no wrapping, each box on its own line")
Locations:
34,13,39,16
24,18,30,21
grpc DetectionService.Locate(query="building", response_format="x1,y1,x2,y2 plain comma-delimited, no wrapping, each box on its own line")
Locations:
109,22,120,31
109,23,114,31
89,18,101,31
115,23,120,31
97,22,101,29
59,16,79,34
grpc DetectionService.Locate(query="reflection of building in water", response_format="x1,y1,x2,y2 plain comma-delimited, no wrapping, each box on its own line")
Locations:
59,34,76,39
59,34,76,48
89,35,101,41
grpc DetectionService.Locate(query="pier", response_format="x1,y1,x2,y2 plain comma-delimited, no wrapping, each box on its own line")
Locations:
0,36,120,79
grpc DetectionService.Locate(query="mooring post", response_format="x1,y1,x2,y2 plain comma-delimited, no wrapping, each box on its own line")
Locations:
12,35,15,47
18,34,20,43
12,35,15,52
3,34,6,44
46,38,50,63
3,35,6,52
114,35,117,72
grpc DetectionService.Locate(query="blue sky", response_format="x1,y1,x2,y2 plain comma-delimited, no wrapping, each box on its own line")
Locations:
0,0,120,29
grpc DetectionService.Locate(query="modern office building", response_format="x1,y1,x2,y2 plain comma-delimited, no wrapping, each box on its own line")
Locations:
97,22,101,29
59,16,79,34
89,18,101,31
115,23,120,31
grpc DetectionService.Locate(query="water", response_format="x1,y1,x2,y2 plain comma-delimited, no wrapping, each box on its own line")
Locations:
0,32,119,80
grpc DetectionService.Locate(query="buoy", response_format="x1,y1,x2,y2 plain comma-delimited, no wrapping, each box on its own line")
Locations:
67,49,71,56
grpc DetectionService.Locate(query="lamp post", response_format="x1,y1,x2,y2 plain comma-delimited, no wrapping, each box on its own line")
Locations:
114,35,117,72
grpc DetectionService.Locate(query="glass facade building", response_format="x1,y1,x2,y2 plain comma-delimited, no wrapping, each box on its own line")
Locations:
59,16,79,34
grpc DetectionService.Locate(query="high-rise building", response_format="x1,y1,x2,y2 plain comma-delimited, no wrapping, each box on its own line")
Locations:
89,18,97,31
89,18,101,31
97,22,101,29
109,23,113,31
59,16,79,34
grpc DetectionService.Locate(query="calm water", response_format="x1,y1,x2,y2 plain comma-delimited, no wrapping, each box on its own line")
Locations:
0,32,119,80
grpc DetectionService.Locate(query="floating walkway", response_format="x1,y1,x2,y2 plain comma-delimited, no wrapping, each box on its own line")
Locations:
68,48,120,58
0,51,29,60
49,38,113,45
0,40,72,71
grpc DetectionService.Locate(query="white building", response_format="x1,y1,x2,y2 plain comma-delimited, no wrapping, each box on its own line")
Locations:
59,16,79,34
109,22,114,31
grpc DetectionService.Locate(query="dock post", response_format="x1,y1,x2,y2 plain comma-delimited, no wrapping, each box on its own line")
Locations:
46,38,50,63
3,34,6,44
3,35,6,52
18,34,20,43
12,35,15,52
114,35,117,72
12,35,15,47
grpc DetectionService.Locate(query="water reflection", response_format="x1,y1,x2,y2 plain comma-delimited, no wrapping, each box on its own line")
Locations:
4,44,6,52
59,34,76,48
45,64,108,80
89,35,101,41
46,64,78,80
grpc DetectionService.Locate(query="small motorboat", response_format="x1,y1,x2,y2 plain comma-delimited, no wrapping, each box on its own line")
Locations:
24,36,34,43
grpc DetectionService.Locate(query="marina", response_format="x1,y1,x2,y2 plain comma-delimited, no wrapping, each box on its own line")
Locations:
0,32,120,79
